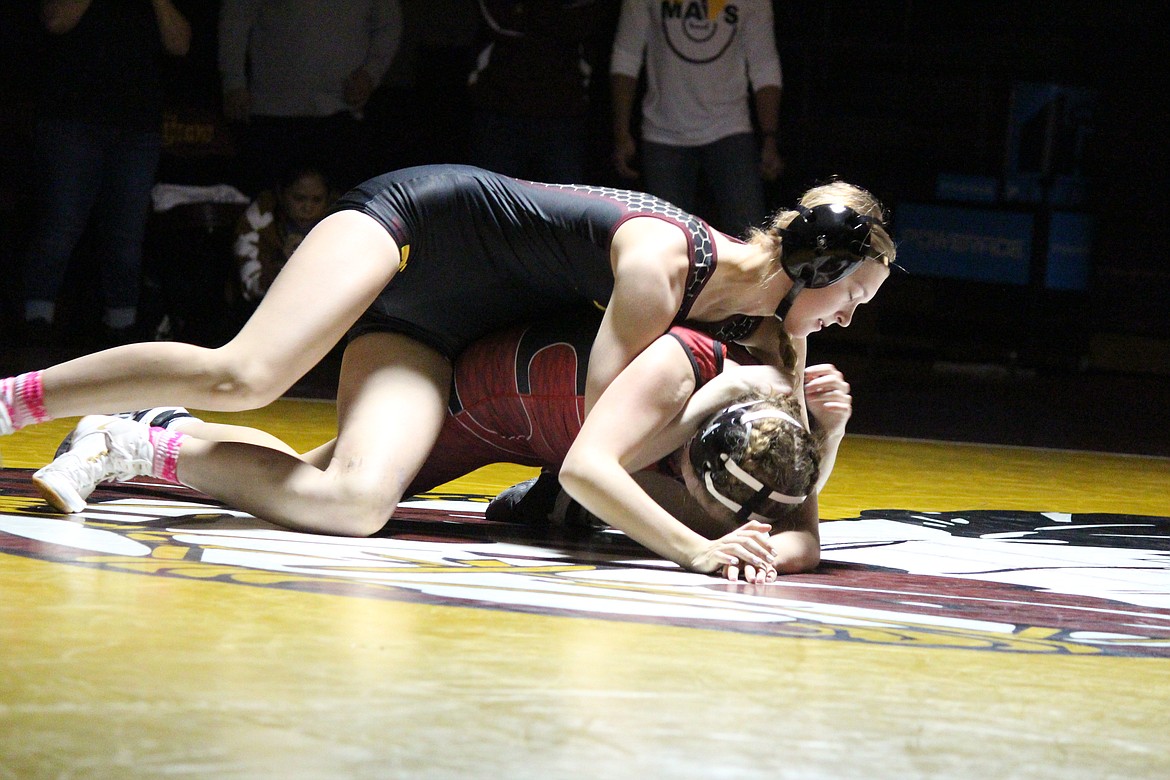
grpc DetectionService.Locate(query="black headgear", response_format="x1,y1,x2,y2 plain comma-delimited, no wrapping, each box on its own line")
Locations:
774,203,874,322
688,400,809,523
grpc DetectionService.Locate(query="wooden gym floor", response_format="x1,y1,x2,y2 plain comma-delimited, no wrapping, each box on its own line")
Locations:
2,397,1169,779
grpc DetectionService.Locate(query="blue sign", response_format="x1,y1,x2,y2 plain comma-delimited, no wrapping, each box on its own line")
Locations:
935,173,999,204
895,203,1034,285
1045,212,1093,291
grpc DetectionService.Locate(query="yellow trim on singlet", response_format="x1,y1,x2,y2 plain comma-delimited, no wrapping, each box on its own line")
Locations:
398,244,411,273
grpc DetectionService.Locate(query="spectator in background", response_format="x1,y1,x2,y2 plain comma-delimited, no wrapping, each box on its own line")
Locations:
610,0,782,237
217,0,403,193
364,0,481,170
233,164,333,306
467,0,609,184
21,0,191,346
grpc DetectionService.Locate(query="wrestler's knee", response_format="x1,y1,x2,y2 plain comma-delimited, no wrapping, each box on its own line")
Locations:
314,471,406,537
200,349,291,410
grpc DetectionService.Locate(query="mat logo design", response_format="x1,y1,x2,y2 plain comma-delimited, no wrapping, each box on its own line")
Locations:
1,478,1168,657
825,509,1170,612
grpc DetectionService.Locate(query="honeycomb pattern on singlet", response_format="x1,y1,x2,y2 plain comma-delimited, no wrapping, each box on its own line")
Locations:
691,313,762,342
536,184,713,309
536,183,762,342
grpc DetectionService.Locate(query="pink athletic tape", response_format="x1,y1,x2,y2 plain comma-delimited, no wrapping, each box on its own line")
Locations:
148,427,188,484
1,371,49,430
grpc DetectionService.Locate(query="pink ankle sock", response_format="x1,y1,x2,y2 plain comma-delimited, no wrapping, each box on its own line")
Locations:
1,371,50,431
148,427,188,484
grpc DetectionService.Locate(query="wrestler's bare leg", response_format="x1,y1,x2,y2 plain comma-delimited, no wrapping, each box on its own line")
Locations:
35,211,397,419
173,333,452,536
167,420,302,456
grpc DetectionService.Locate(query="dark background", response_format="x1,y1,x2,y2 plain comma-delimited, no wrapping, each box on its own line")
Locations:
1,1,1167,456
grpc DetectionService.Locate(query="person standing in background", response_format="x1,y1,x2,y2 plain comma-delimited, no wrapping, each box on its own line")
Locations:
21,0,191,347
610,0,782,236
217,0,403,193
467,0,610,184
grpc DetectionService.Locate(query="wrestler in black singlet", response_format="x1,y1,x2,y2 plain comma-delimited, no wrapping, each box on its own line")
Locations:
332,164,760,358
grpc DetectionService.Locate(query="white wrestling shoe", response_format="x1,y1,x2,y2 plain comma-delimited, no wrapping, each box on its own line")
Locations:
53,406,195,457
0,402,13,436
33,415,155,514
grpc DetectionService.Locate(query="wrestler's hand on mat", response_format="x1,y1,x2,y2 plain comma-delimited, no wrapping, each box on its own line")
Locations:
804,364,852,437
722,560,778,584
689,520,775,582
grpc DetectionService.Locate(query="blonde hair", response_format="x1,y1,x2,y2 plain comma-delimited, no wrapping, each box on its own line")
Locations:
749,180,896,270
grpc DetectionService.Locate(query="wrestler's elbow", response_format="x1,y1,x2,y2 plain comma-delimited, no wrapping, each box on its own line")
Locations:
557,446,604,504
557,453,589,497
772,545,820,575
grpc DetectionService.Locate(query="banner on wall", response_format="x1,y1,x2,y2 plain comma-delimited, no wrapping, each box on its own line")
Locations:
1045,211,1093,292
1004,82,1094,208
893,202,1033,285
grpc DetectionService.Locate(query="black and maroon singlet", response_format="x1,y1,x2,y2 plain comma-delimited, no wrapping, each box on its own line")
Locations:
333,164,760,358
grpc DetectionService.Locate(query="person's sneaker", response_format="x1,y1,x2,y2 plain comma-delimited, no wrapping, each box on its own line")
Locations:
33,415,155,514
54,407,195,458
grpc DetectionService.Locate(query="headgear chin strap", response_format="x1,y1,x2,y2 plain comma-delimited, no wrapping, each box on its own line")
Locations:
689,402,809,523
774,203,874,322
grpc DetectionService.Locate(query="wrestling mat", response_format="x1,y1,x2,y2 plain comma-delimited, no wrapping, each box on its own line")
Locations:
2,474,1168,658
3,405,1169,779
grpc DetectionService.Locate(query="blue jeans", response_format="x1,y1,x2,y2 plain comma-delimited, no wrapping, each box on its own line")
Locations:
23,117,162,322
470,110,588,184
641,133,766,237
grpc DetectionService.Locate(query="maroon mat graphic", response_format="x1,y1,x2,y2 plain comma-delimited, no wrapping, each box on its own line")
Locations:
2,469,1167,656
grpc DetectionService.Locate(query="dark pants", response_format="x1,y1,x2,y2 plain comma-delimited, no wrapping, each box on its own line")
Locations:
641,133,766,238
469,110,588,185
23,117,161,324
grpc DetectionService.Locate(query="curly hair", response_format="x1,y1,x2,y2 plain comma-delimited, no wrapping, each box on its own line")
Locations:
697,391,820,528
